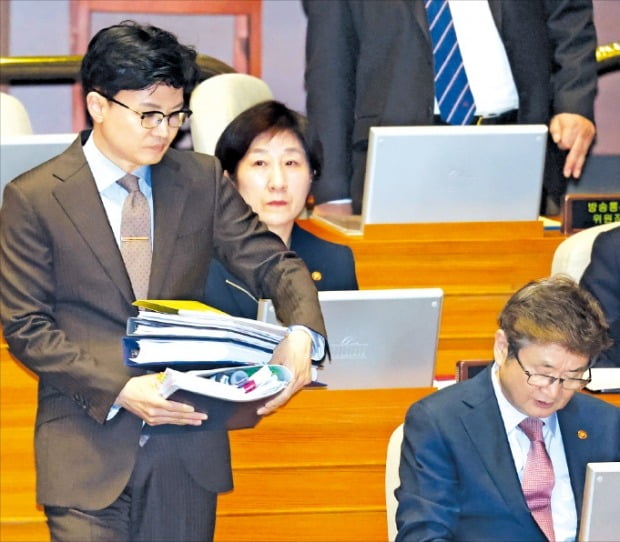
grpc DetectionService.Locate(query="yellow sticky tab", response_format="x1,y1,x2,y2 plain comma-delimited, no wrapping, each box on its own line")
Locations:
132,299,229,315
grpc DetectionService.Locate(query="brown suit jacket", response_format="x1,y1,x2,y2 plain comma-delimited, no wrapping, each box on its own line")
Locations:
0,132,326,509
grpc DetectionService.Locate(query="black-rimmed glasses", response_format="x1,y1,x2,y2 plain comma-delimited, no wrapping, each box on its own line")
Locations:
512,349,591,390
99,93,192,129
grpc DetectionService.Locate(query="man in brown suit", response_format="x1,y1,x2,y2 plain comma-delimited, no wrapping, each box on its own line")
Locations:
0,21,326,542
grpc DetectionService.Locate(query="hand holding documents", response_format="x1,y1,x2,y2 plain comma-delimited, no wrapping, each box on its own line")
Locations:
123,300,297,428
123,300,287,369
159,365,292,430
160,365,291,402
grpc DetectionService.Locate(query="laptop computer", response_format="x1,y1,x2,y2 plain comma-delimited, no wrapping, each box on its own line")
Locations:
578,462,620,541
0,133,75,205
257,288,443,389
316,124,547,233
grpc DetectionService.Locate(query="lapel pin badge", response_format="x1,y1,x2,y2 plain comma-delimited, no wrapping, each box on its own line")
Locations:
577,429,588,440
311,271,322,282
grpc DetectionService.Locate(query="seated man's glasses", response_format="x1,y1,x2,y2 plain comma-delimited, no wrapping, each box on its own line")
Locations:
98,92,192,129
511,346,592,390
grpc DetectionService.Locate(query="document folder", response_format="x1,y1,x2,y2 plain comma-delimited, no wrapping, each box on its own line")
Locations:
159,365,292,430
122,335,273,369
123,303,288,370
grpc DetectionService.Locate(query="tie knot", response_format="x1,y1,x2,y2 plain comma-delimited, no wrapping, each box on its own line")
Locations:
519,417,544,442
117,174,140,193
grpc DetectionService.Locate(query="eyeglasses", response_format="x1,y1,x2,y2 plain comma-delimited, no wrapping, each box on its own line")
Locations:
512,349,591,390
100,93,192,129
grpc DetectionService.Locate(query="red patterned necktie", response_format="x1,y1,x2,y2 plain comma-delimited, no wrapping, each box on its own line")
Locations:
117,174,152,300
519,417,556,542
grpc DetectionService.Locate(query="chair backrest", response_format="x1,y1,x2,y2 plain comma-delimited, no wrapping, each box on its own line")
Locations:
0,92,33,138
189,73,273,155
551,223,620,281
456,359,492,381
385,423,404,542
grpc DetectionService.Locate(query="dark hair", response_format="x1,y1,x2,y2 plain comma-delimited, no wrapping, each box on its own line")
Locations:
214,100,322,181
81,20,199,105
499,275,612,366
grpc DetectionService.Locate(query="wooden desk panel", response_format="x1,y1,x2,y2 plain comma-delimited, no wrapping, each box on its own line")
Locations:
218,386,431,541
0,346,44,542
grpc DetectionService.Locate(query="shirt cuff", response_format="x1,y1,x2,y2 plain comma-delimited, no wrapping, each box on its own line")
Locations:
287,325,326,361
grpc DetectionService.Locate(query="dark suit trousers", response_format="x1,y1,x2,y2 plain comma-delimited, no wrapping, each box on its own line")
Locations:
45,432,217,542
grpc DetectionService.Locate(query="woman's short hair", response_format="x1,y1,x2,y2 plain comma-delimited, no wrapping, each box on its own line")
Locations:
499,274,612,365
214,100,322,181
81,20,199,105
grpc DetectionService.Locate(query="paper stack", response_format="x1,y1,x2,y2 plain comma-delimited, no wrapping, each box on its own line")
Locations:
123,301,292,430
158,365,292,430
123,300,287,370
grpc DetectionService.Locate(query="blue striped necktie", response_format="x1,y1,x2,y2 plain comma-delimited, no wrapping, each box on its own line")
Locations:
425,0,476,125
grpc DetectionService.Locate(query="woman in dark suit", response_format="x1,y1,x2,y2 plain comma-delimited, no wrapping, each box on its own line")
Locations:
204,100,358,318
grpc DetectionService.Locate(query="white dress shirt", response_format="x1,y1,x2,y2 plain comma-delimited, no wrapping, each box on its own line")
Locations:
445,0,519,117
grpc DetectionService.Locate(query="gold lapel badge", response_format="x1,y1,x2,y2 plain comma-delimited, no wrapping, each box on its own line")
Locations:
577,429,588,440
311,271,322,282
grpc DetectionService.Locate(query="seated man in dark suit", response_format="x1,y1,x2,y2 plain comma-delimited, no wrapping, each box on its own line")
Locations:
580,225,620,367
204,100,358,319
396,275,620,541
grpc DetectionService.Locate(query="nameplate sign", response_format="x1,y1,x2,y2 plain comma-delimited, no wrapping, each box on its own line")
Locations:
562,194,620,234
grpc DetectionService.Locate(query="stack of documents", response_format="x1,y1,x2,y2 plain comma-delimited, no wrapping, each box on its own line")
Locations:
159,365,292,430
123,300,287,370
123,301,292,429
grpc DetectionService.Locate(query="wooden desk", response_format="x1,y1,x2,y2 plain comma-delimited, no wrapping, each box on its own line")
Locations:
2,345,618,542
298,219,566,376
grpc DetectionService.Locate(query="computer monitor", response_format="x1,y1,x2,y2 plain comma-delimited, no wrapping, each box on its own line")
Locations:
578,462,620,541
362,124,547,224
0,133,75,205
315,124,547,233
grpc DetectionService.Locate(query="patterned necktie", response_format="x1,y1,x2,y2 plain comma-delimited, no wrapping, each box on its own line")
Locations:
519,417,556,542
425,0,476,125
117,174,152,300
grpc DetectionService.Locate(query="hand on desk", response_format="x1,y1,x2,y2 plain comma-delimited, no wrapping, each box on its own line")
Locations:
115,373,207,426
257,328,313,416
549,112,596,179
